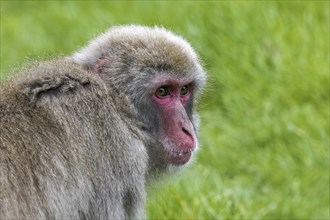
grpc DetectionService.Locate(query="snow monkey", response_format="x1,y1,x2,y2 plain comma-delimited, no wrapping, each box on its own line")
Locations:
0,25,206,219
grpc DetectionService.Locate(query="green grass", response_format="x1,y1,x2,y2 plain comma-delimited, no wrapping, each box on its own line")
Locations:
1,1,329,219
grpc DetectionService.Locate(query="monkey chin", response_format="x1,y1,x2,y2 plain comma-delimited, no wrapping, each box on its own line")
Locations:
162,137,198,166
165,148,194,165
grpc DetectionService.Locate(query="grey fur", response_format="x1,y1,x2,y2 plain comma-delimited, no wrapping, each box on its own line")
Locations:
0,25,206,219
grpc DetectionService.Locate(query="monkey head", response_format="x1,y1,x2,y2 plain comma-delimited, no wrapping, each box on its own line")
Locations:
72,25,206,171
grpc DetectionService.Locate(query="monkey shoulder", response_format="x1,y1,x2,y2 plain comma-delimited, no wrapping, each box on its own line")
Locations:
0,59,112,127
16,59,105,101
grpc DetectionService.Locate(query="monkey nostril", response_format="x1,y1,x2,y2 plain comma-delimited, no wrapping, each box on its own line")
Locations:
182,127,191,136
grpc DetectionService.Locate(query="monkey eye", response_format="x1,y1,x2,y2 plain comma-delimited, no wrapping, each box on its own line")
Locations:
180,85,189,96
156,86,170,98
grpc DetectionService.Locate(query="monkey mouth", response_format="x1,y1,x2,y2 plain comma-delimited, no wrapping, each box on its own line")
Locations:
165,148,193,165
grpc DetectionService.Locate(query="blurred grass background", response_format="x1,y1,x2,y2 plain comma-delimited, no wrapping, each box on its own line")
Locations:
1,1,329,219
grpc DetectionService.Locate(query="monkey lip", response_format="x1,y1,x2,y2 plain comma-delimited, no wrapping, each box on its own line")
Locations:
166,148,193,165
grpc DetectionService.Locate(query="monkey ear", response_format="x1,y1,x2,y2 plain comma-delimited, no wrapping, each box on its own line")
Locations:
93,55,112,74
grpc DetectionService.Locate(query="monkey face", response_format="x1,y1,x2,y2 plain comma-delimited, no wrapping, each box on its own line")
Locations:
150,77,197,165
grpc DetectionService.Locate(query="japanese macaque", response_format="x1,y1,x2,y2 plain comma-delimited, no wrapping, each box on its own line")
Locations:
0,25,206,219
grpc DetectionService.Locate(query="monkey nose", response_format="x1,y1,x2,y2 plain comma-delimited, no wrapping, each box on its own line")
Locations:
181,127,194,147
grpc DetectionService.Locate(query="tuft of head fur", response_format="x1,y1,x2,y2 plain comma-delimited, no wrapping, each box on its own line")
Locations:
71,25,206,89
73,25,196,66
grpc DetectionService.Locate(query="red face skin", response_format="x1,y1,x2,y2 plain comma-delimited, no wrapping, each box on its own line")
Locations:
151,78,196,165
